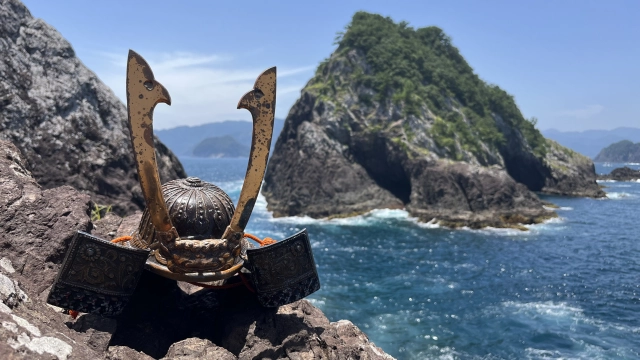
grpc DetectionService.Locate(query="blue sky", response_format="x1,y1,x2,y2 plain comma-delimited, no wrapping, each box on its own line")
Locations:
21,0,640,131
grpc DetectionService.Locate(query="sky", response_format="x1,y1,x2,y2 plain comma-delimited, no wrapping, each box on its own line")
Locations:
20,0,640,132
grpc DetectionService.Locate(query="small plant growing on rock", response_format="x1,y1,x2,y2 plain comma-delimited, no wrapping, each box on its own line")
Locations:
90,203,112,222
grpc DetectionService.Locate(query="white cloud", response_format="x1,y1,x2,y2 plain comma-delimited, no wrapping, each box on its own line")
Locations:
558,104,604,119
93,51,314,129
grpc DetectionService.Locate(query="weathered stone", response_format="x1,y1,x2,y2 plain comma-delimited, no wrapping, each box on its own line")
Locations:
91,213,123,241
69,314,117,353
105,346,154,360
0,0,186,216
0,140,91,296
163,338,236,360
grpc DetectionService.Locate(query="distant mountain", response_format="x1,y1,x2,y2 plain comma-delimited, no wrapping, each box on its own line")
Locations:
542,127,640,159
155,119,285,156
594,140,640,162
192,135,250,158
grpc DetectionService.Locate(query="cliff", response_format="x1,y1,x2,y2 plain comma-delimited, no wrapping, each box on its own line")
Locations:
0,138,393,359
0,0,186,215
594,140,640,163
263,12,603,228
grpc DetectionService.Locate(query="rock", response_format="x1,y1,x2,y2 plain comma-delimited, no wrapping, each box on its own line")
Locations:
406,159,556,229
0,0,186,216
163,338,236,360
263,13,601,228
0,140,91,296
0,139,395,359
90,213,123,241
106,346,154,360
541,140,605,198
116,211,143,238
597,166,640,182
69,314,117,353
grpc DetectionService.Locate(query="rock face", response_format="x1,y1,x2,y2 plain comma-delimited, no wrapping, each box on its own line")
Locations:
0,0,186,215
263,12,603,228
597,166,640,181
0,139,393,359
594,140,640,163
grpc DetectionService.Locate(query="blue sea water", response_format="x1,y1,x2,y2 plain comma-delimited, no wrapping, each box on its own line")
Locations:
180,157,640,360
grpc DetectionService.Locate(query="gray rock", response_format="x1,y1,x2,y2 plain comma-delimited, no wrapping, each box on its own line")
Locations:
163,338,236,360
0,0,186,216
91,213,123,241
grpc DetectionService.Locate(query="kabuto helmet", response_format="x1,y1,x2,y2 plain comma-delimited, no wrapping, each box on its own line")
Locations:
46,50,320,316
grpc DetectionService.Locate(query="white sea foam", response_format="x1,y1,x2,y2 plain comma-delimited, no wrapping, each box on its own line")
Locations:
597,179,617,183
544,206,573,211
501,301,640,334
465,216,565,237
605,192,634,200
268,208,414,227
502,300,583,318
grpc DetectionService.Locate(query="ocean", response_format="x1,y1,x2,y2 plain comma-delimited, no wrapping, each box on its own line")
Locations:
180,157,640,360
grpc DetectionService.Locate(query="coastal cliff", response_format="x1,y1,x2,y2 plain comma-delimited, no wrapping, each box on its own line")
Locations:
0,0,186,215
263,12,603,228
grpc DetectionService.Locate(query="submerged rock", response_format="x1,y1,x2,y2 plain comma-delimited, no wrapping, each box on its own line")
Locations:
0,139,393,359
263,12,601,229
0,0,186,215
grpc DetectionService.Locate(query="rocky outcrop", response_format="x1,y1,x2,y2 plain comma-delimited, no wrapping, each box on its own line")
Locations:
0,139,392,359
541,140,605,197
0,0,186,216
597,166,640,182
594,140,640,163
263,13,602,228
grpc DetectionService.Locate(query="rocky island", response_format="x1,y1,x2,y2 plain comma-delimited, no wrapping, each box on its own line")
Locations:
263,12,604,229
192,135,250,158
594,140,640,163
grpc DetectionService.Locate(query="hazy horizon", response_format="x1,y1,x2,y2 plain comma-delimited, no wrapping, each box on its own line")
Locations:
21,0,640,131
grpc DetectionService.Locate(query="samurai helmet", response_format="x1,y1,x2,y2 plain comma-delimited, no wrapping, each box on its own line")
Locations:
125,50,276,281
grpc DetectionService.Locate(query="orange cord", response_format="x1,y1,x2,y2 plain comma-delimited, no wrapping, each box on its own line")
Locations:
244,233,277,246
67,233,274,318
111,235,132,243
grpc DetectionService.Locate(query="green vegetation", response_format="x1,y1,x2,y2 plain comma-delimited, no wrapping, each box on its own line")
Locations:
312,12,548,160
91,203,112,222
